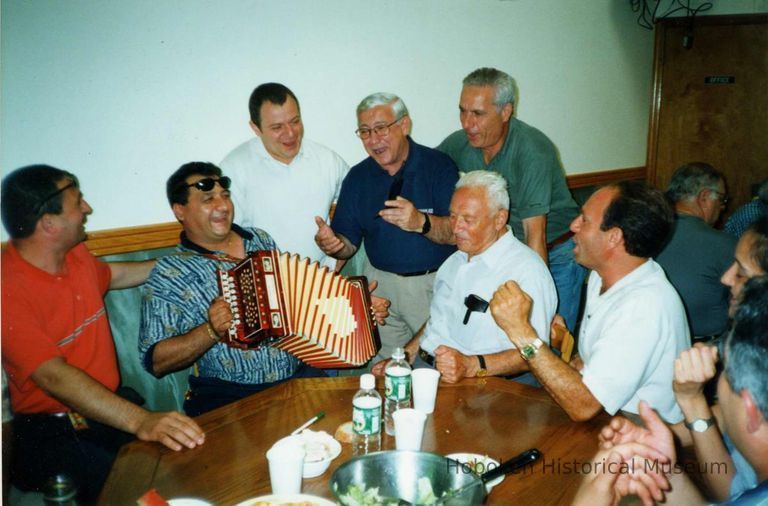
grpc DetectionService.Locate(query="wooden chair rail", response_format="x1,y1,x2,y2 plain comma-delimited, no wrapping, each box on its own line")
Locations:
79,166,645,256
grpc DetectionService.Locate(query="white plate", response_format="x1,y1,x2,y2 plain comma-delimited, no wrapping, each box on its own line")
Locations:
167,499,212,506
446,452,504,492
235,494,336,506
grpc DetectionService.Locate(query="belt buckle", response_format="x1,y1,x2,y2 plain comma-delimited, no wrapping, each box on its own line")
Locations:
67,412,89,431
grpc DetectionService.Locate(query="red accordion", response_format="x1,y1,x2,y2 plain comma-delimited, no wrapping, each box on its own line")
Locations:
217,250,380,368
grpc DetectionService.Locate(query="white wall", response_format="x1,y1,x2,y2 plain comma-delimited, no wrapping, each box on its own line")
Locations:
1,0,764,233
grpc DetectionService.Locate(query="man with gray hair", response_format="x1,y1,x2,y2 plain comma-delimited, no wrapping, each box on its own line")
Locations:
372,170,557,383
316,92,458,363
657,162,736,340
438,67,585,333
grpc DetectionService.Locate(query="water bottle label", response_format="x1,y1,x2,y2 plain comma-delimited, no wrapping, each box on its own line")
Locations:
385,373,411,401
353,405,380,435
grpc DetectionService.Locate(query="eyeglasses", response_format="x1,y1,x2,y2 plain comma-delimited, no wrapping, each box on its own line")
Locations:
355,116,406,140
463,294,489,324
34,181,75,215
183,176,231,192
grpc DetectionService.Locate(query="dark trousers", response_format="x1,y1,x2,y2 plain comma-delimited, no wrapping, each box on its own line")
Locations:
183,363,328,417
11,413,134,504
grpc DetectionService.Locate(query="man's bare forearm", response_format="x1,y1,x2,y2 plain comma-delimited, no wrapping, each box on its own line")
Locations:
108,260,157,289
422,214,456,245
32,358,150,434
150,323,218,376
510,322,603,421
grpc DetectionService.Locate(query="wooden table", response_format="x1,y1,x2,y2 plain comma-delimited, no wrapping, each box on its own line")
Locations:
100,376,609,505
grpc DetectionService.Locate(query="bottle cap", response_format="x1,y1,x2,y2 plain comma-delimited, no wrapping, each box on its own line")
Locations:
392,347,405,360
360,373,375,390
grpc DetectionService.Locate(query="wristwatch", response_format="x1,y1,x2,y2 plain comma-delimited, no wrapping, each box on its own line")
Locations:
476,354,488,377
520,338,544,361
420,213,431,235
685,417,715,433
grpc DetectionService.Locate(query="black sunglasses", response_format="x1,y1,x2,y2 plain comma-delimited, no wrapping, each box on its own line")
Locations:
463,294,489,324
34,181,76,215
184,176,231,192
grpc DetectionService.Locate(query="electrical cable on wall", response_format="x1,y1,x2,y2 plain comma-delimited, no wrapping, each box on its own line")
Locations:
630,0,713,30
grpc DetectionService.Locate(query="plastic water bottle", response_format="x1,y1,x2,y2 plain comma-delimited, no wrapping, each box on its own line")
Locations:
352,373,382,456
384,347,412,436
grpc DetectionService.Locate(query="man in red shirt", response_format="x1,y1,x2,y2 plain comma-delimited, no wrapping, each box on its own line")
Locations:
1,165,205,501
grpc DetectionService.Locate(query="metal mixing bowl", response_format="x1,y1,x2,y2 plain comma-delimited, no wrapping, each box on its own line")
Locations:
329,450,485,505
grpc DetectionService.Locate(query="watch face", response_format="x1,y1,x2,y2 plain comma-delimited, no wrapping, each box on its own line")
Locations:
689,418,713,432
521,344,536,360
692,419,708,432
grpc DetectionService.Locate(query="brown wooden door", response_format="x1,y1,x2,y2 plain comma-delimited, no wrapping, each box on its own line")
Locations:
647,14,768,219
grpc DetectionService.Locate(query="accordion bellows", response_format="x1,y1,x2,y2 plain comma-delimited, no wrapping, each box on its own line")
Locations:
217,250,380,367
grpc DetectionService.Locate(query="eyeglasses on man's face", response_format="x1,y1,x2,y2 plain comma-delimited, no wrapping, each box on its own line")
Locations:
355,116,405,140
183,176,232,192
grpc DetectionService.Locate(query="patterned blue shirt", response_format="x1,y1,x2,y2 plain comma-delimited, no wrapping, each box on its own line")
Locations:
138,225,301,384
725,200,767,238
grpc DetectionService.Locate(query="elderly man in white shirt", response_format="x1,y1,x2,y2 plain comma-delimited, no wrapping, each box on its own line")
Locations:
373,170,557,383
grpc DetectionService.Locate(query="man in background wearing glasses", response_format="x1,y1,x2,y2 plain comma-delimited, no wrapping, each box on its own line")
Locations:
220,82,348,269
1,165,205,502
657,162,735,343
315,92,458,364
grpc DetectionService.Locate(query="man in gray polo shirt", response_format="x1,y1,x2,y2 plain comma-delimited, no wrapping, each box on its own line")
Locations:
438,67,586,332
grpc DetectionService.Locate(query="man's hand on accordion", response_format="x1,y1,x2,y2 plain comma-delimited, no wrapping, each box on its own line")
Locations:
368,280,390,326
208,296,234,340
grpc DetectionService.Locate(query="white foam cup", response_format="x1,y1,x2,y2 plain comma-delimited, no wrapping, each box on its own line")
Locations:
266,438,305,494
411,368,441,414
392,408,427,451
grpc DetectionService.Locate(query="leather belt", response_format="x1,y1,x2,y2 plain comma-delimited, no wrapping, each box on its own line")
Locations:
547,230,575,251
395,268,437,277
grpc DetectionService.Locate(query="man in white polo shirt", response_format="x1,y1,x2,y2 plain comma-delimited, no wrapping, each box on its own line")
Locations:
220,82,348,267
490,181,689,423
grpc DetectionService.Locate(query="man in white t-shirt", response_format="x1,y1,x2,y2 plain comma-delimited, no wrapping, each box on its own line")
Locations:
490,181,690,423
220,83,348,267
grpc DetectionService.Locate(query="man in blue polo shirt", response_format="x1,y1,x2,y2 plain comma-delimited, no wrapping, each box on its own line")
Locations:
315,92,458,363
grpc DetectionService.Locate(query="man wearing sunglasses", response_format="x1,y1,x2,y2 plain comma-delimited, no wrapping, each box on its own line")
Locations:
315,92,459,364
138,162,388,415
220,83,348,268
138,162,327,416
372,170,557,383
1,165,205,501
